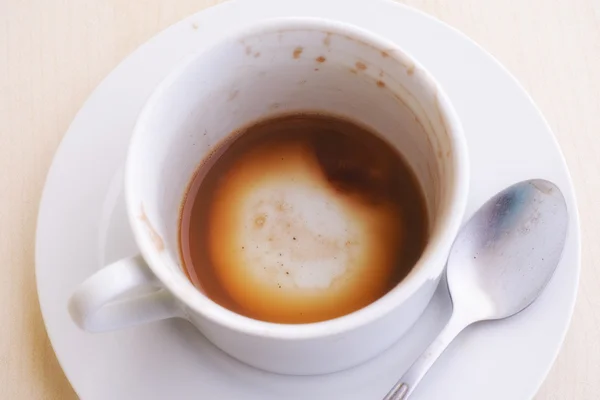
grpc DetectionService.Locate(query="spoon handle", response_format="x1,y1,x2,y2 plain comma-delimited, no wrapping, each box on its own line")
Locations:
382,311,471,400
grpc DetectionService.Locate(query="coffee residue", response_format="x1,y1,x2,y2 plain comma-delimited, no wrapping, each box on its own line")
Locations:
179,113,428,324
293,46,303,59
139,204,165,252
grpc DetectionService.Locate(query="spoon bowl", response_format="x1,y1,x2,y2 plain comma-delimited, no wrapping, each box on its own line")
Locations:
448,179,568,321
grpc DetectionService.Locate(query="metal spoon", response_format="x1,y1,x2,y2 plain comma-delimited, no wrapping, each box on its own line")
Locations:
383,179,568,400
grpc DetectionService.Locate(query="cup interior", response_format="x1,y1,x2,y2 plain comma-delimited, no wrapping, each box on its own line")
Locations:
126,17,467,331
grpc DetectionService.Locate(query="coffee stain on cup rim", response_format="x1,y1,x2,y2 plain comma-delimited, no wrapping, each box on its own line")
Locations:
293,46,303,59
256,28,417,76
381,48,416,76
139,204,165,252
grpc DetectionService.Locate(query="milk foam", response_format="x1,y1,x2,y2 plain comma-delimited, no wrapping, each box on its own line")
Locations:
206,141,403,321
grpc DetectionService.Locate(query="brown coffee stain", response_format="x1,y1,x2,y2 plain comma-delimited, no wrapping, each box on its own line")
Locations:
382,47,416,76
179,113,428,324
349,68,358,74
254,52,261,58
191,22,199,30
139,204,164,252
275,200,288,212
311,124,402,206
376,80,386,88
344,239,358,248
316,56,326,63
273,27,417,81
254,214,267,228
293,46,303,59
338,32,374,52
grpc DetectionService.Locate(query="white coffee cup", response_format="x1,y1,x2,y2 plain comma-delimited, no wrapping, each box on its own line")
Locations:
68,17,469,375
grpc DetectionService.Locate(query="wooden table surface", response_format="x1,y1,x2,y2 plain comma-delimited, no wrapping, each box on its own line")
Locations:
1,0,597,398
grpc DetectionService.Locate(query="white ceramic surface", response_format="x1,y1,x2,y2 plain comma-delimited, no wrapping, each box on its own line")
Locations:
36,0,580,399
68,17,468,375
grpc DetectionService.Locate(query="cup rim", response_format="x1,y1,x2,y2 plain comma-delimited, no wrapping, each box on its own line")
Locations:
125,16,469,340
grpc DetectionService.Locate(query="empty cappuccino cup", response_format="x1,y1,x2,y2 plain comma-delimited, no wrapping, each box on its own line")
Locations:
69,17,469,375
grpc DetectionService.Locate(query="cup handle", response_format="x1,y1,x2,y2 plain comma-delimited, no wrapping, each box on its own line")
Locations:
68,254,184,332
